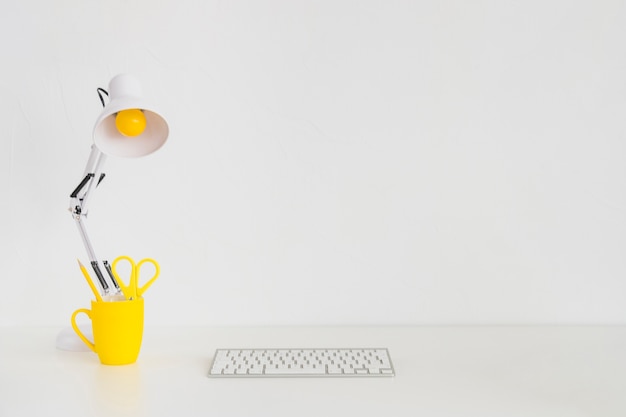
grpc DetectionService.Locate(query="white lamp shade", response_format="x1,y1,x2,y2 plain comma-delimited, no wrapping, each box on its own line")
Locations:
93,74,169,158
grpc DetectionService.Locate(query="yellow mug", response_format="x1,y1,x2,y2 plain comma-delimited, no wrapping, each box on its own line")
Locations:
71,297,144,365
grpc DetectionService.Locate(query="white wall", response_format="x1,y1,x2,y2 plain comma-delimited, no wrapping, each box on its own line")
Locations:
1,0,625,326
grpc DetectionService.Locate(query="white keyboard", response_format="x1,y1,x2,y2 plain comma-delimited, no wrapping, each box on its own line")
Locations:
208,348,395,377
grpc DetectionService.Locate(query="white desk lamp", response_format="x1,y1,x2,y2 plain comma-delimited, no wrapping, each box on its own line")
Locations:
56,74,169,350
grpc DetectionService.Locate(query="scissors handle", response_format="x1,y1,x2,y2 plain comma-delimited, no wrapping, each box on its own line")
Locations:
111,256,161,300
111,255,137,300
135,258,160,297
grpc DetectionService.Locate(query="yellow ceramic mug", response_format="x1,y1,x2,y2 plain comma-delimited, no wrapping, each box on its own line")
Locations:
71,297,144,365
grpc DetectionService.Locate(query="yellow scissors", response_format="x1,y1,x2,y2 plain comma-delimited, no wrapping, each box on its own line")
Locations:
111,256,160,300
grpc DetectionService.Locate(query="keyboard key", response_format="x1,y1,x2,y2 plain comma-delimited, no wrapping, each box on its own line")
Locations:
249,366,263,375
264,366,326,375
327,366,343,375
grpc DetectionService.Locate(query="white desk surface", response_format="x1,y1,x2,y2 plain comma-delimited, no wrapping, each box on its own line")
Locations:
1,325,625,416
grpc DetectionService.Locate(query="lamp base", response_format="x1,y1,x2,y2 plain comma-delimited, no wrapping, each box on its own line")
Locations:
55,325,93,352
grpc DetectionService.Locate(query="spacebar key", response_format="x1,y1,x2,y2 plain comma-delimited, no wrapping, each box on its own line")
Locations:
264,366,326,376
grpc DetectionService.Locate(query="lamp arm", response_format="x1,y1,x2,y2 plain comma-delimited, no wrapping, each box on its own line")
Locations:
69,145,120,296
70,145,105,216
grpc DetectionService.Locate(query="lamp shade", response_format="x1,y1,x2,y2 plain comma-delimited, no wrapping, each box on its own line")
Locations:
93,74,169,157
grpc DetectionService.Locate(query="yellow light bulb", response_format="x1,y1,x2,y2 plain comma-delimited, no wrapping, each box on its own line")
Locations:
115,109,147,137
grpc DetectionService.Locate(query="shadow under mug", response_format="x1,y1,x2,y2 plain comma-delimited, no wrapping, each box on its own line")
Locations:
71,297,144,365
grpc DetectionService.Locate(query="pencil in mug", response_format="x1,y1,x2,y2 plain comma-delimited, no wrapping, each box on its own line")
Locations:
77,259,103,302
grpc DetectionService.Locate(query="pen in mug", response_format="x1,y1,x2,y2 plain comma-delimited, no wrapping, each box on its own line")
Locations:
77,259,103,302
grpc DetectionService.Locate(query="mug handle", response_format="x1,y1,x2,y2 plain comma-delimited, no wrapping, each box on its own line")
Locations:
71,308,96,352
